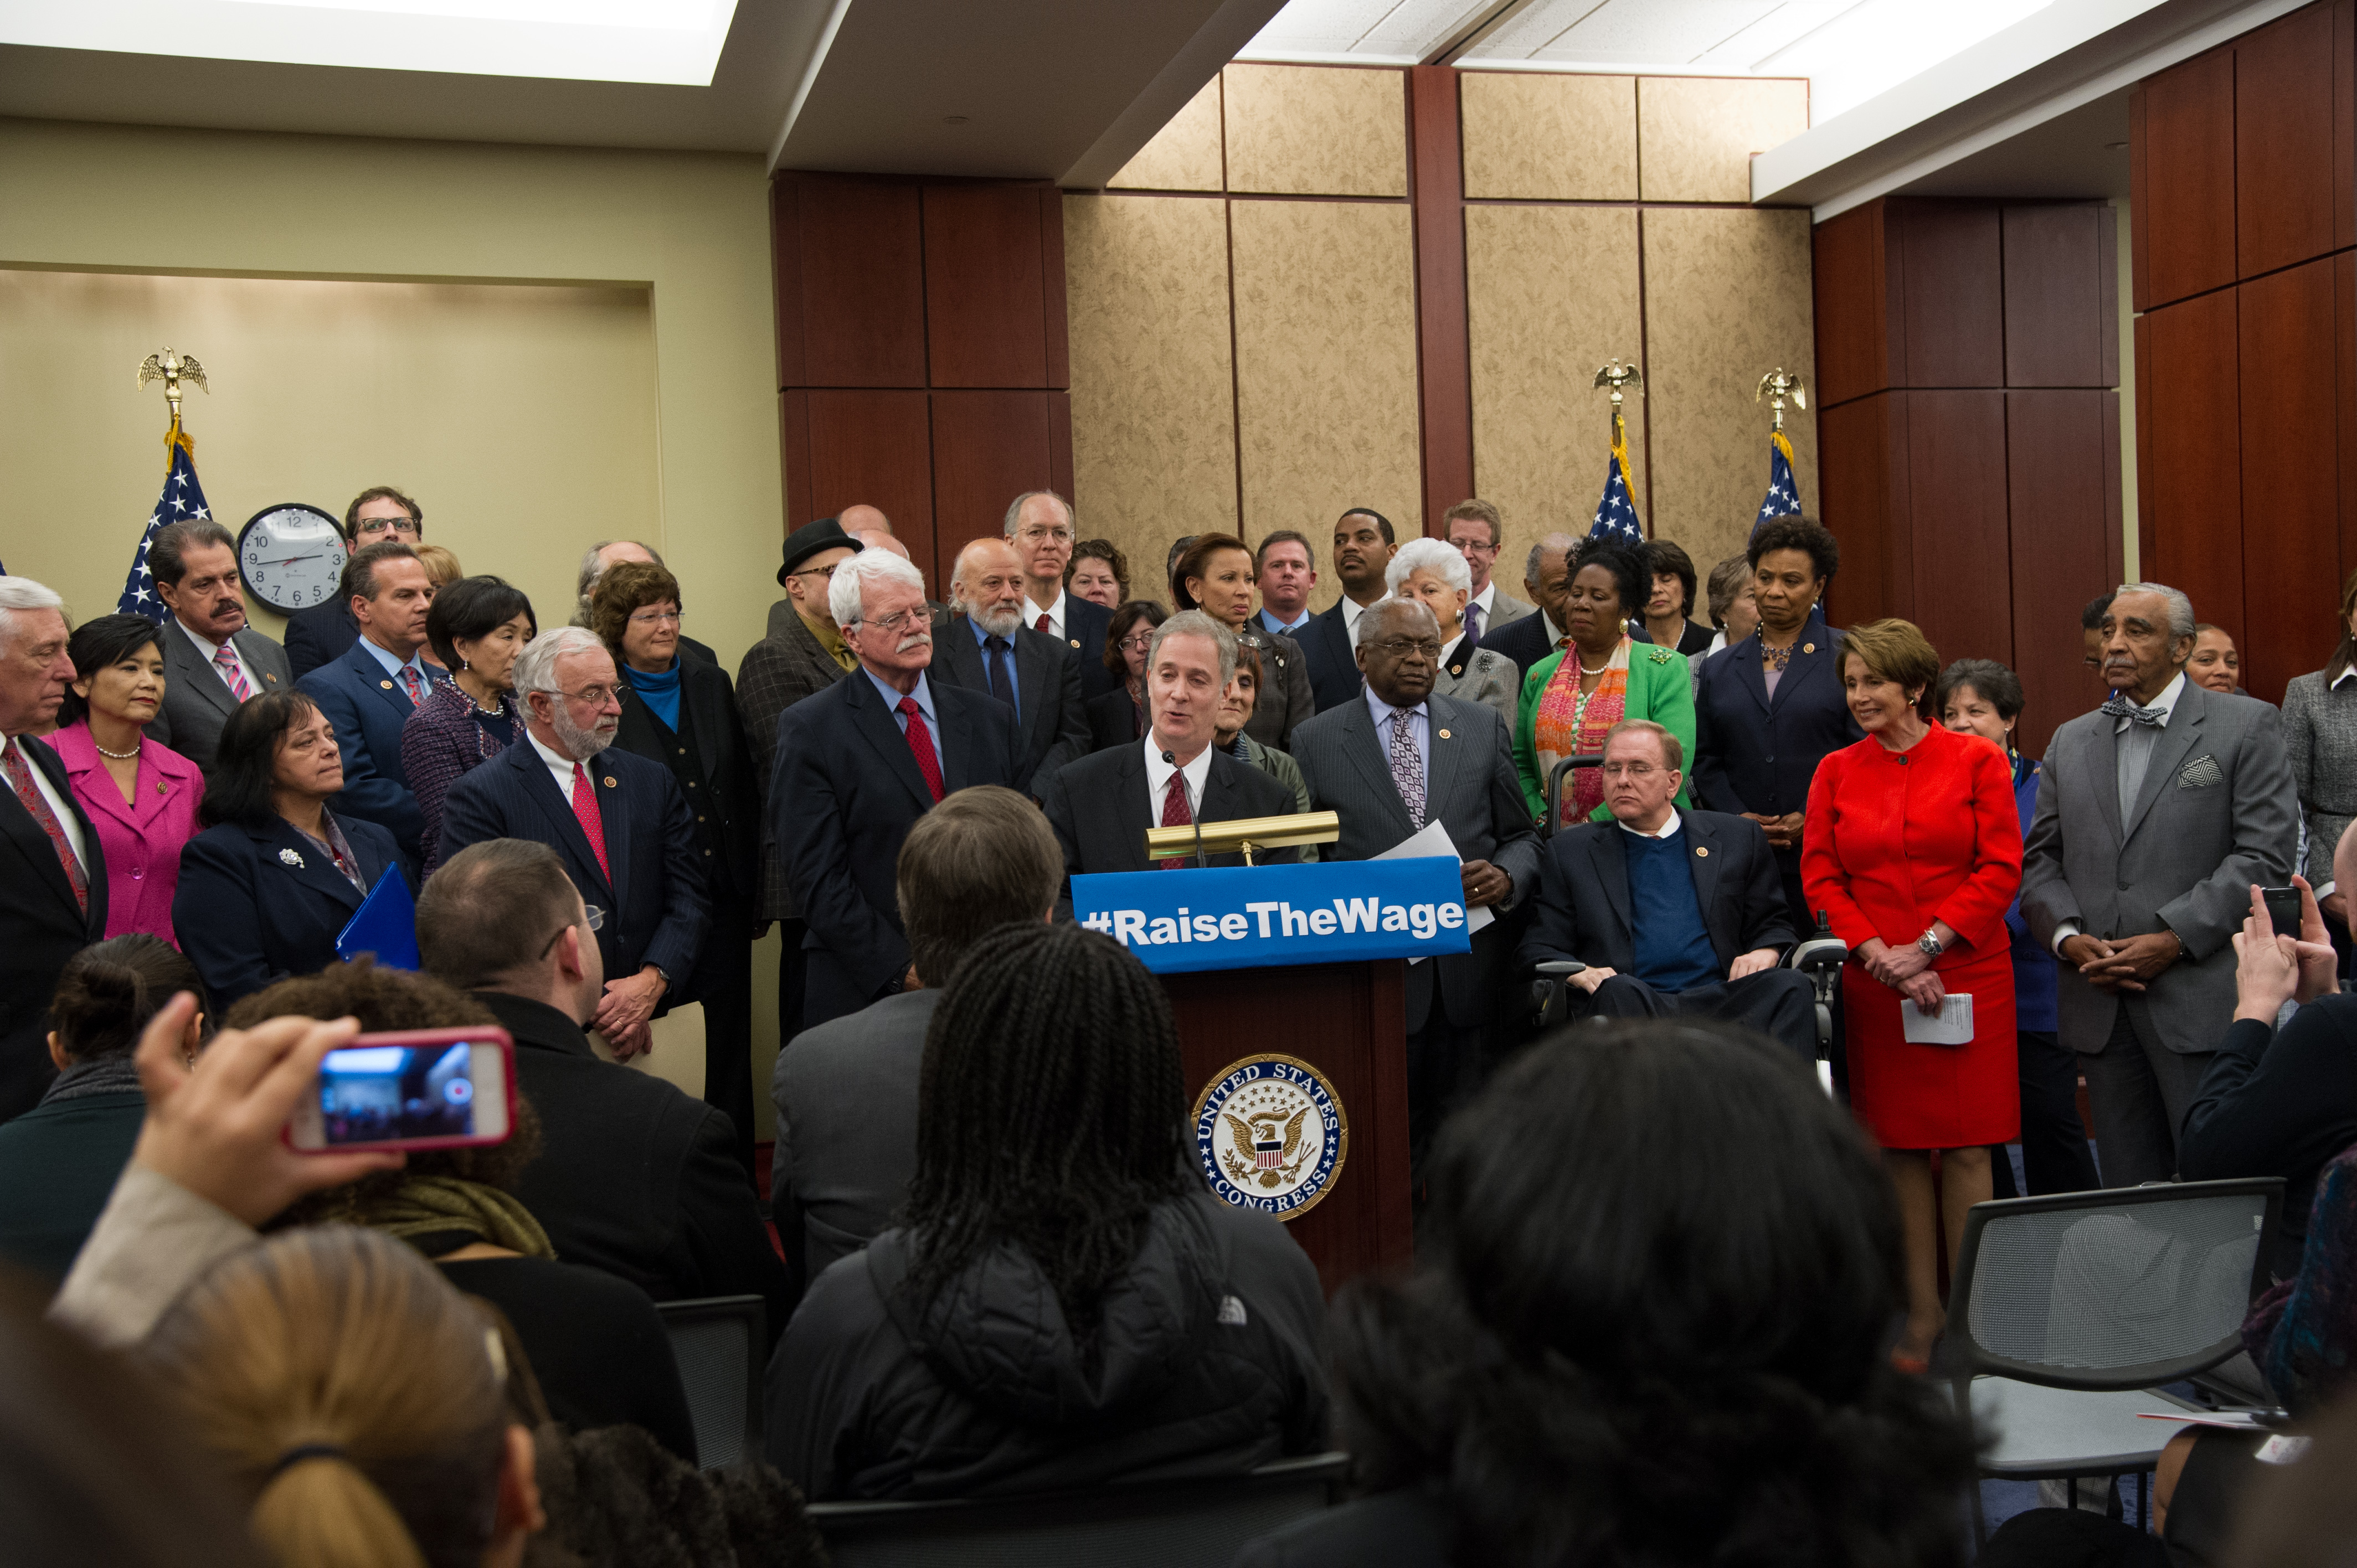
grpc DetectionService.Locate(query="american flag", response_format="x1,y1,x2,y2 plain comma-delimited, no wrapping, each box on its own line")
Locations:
1587,438,1644,545
119,426,212,623
1753,429,1799,534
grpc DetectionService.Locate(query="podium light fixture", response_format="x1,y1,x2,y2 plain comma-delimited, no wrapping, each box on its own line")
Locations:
1144,811,1341,867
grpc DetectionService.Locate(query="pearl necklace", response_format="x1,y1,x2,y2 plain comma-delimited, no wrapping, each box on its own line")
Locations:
94,739,141,760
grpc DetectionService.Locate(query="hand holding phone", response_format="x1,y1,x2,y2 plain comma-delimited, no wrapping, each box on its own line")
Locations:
286,1027,516,1153
2262,886,2303,940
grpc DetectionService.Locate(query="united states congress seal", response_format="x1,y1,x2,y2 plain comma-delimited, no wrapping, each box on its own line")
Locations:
1191,1053,1347,1221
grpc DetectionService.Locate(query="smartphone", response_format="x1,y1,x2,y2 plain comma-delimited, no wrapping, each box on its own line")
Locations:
2261,887,2304,940
286,1027,514,1153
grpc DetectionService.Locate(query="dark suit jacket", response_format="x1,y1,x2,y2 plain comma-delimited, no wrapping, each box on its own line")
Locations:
0,737,109,1122
1298,604,1361,713
475,990,796,1342
614,660,761,918
1289,693,1540,1031
146,623,292,774
771,672,1023,1013
298,638,448,858
1087,685,1144,752
737,610,851,921
284,599,361,681
1477,607,1560,679
0,1087,143,1280
1036,741,1303,913
1517,809,1795,982
439,742,710,1000
930,614,1090,796
1689,612,1861,886
173,812,403,1011
1061,594,1119,701
769,989,938,1285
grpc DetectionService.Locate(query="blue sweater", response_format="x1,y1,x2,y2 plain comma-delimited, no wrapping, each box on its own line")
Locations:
1625,832,1718,993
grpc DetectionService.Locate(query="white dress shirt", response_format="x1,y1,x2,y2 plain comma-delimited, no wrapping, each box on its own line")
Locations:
1340,596,1374,638
1023,589,1068,642
528,729,590,801
176,618,258,699
7,735,90,871
1143,734,1214,820
1471,580,1499,621
2051,672,2188,953
1618,812,1682,841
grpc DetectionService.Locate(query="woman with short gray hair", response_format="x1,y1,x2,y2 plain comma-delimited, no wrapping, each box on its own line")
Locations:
1385,539,1516,729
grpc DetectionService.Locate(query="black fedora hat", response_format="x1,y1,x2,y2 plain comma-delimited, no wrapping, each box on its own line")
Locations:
776,516,865,587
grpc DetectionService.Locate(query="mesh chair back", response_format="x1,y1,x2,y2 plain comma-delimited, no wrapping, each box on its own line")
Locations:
653,1294,765,1470
1944,1179,2281,1390
806,1452,1351,1568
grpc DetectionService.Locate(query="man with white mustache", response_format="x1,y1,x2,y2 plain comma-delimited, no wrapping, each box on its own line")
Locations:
929,537,1090,797
439,626,711,1060
769,550,1024,1028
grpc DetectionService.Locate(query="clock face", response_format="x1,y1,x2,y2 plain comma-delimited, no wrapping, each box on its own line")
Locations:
237,504,350,615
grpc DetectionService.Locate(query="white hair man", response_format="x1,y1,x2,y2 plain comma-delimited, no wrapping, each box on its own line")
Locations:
1003,489,1118,700
0,577,109,1120
437,625,711,1061
1382,537,1518,729
769,549,1025,1028
930,536,1090,796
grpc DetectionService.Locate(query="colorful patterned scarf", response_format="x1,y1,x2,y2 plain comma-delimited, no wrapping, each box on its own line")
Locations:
1534,638,1629,827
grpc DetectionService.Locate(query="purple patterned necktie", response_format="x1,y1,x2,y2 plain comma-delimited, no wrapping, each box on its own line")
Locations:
1388,709,1426,829
1462,599,1484,648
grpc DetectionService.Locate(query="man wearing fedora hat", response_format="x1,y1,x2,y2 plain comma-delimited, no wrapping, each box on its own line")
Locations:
738,517,866,1037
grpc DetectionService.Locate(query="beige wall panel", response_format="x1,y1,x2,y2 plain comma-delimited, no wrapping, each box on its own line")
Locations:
1222,63,1406,198
1640,207,1819,575
1465,204,1648,554
1637,76,1811,203
1063,193,1239,592
1460,71,1636,201
1230,200,1421,608
1108,77,1226,192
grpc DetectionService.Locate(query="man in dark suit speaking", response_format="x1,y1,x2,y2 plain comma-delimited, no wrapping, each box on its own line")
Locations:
439,625,709,1059
771,550,1023,1028
1516,718,1814,1060
1039,610,1300,899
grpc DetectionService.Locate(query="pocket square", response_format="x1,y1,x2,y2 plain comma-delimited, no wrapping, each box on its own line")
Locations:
2178,754,2224,789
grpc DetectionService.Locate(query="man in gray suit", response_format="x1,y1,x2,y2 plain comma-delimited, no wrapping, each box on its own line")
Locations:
1290,597,1540,1165
142,520,292,775
769,785,1060,1282
2023,582,2298,1187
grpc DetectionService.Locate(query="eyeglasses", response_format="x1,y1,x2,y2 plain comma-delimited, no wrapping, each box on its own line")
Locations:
1117,632,1156,652
542,683,620,707
1367,638,1442,659
786,563,839,582
851,608,926,638
536,904,606,959
1600,763,1666,780
353,517,420,538
1017,527,1075,546
627,608,684,627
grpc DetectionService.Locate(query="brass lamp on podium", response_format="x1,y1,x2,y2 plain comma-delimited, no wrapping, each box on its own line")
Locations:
1143,810,1340,868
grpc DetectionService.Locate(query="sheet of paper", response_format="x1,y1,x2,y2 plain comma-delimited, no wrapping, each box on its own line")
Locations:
1374,819,1491,961
1901,992,1973,1045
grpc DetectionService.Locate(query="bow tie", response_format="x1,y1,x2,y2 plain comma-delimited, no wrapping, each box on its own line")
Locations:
2100,694,2167,728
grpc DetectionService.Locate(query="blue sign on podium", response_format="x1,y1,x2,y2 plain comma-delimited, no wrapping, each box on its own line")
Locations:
1073,857,1471,974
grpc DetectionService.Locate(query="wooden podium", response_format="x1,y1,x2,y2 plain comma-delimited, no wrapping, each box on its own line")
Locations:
1162,959,1414,1296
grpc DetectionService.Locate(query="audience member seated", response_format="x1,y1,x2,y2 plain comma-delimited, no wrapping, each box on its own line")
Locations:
53,614,205,943
2181,873,2357,1279
770,550,1021,1028
1476,530,1581,679
0,935,205,1280
1385,537,1516,729
174,692,405,1010
1517,538,1693,829
1067,537,1128,609
1254,529,1318,638
1038,611,1301,897
143,518,292,774
1298,509,1397,711
1640,537,1715,656
1087,599,1165,752
1517,719,1814,1059
231,962,697,1458
531,1421,826,1568
296,539,446,860
771,786,1058,1282
438,627,709,1061
1005,489,1116,700
402,574,536,874
418,839,794,1335
765,922,1329,1499
1173,532,1315,750
593,561,762,1174
284,484,418,680
1216,642,1313,816
1438,497,1533,642
1,577,108,1123
930,536,1090,796
2189,622,2245,697
1233,1019,1974,1568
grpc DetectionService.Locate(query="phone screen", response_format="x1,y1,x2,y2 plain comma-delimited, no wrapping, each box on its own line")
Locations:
2262,888,2303,940
317,1042,481,1146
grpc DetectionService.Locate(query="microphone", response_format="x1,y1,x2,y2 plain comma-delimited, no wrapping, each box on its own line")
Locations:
1162,750,1210,868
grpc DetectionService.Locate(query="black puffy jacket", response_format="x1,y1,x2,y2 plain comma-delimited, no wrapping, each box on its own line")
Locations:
764,1190,1329,1500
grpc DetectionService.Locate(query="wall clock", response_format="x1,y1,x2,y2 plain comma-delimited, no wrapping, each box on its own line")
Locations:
236,503,349,615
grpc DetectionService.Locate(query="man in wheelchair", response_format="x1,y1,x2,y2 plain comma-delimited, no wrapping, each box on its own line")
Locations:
1517,719,1819,1061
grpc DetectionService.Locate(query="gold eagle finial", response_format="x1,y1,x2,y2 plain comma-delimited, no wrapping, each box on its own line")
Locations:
137,347,209,424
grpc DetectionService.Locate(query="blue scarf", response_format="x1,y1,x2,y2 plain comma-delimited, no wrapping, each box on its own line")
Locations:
624,658,682,730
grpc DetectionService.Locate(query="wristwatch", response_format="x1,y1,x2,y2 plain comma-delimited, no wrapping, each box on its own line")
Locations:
1916,927,1945,958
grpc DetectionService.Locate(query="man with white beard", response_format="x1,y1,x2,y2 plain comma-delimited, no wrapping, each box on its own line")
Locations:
438,626,709,1059
927,536,1090,797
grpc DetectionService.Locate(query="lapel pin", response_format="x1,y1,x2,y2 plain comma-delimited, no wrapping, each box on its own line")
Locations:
279,848,305,868
1438,728,1451,739
1069,638,1080,649
264,673,277,684
156,781,167,794
380,679,394,690
603,776,618,788
1695,845,1710,857
1803,643,1815,654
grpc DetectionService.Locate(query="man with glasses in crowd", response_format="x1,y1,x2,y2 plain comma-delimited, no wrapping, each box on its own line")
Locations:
1006,489,1116,698
1440,498,1535,643
438,626,709,1061
287,486,422,679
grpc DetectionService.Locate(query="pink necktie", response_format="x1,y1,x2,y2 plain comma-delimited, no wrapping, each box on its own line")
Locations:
213,644,253,701
1158,771,1192,870
398,667,424,707
570,762,611,886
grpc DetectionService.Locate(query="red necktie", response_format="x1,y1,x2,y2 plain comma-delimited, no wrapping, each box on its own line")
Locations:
399,666,424,707
898,697,945,803
1035,612,1052,635
570,762,612,886
1159,770,1192,870
3,739,88,914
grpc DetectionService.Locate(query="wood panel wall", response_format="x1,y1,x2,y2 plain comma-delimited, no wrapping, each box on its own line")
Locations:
1813,196,2124,755
2130,0,2357,704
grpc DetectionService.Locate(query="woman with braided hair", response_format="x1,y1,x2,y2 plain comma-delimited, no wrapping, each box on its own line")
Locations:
765,921,1329,1499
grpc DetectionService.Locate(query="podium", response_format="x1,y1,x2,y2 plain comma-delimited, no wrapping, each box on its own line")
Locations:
1161,959,1414,1296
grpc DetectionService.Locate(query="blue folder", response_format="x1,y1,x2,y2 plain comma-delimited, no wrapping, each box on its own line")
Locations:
336,865,420,971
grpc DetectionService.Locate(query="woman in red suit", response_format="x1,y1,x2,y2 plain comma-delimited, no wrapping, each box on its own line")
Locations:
1802,618,2021,1369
